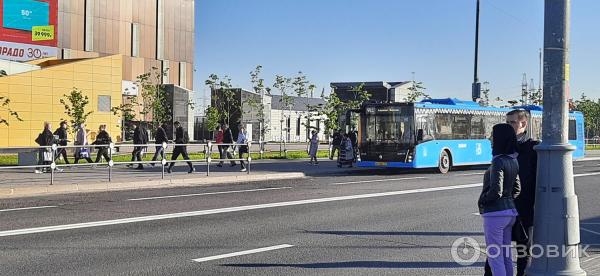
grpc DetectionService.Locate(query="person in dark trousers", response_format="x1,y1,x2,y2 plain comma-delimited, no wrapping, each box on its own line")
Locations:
479,123,521,276
330,130,342,160
167,121,194,174
215,125,225,167
484,110,539,276
236,126,249,172
53,121,70,164
93,124,112,163
129,124,148,169
220,123,236,166
35,122,55,173
151,123,169,166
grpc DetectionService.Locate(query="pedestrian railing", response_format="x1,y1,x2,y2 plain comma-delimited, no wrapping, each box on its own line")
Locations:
0,142,254,185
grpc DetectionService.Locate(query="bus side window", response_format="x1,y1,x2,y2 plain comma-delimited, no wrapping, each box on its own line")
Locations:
471,115,485,139
568,119,577,140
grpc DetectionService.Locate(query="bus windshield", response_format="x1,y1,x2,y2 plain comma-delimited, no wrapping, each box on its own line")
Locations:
364,106,414,145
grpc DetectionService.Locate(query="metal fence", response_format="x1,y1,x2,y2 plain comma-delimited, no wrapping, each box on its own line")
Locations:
0,142,254,185
585,139,600,149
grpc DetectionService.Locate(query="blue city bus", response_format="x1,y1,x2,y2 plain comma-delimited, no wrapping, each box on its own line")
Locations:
355,98,585,173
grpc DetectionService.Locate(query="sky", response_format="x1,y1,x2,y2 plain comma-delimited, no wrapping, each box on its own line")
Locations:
194,0,600,114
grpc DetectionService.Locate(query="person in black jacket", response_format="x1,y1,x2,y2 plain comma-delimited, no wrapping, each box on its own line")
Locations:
167,121,194,173
35,122,55,173
219,123,236,167
330,130,342,160
93,124,112,163
129,124,148,169
479,123,521,276
53,121,70,164
151,123,169,166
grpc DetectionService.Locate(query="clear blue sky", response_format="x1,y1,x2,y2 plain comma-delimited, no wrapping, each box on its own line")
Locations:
194,0,600,113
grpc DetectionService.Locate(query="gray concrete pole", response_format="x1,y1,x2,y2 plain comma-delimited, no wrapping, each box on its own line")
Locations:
527,0,586,275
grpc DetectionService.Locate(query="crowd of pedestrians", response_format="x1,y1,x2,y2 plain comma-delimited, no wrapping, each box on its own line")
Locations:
32,121,256,174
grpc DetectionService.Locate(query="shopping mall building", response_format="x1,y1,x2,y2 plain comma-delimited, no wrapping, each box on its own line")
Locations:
0,0,195,147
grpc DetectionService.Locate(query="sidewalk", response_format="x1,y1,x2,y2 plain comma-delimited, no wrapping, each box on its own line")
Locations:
0,159,354,198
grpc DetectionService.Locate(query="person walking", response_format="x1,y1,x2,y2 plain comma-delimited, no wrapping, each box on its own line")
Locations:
308,129,319,165
236,126,249,172
93,125,112,164
220,124,236,167
34,122,55,173
167,121,194,174
330,130,342,160
215,125,225,167
478,123,521,276
348,128,358,161
53,121,70,165
129,124,148,169
484,110,539,276
74,123,94,164
151,123,169,166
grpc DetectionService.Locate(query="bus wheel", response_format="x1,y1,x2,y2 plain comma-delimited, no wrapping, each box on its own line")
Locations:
438,150,451,174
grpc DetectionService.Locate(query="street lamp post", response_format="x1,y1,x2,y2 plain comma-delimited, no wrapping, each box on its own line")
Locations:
472,0,481,102
527,0,586,275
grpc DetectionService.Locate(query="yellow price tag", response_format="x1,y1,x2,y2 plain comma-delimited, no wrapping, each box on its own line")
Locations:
32,25,55,41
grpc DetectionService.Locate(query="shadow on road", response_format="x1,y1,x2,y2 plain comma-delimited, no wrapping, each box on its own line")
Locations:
304,230,484,237
222,261,484,269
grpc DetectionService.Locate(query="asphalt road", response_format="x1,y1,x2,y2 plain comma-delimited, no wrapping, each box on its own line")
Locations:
1,161,600,275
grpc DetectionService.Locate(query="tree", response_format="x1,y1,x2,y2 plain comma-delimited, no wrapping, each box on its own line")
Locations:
574,94,600,138
60,88,93,135
204,105,220,135
138,67,171,126
0,96,22,126
273,75,293,155
318,92,343,136
205,74,240,127
248,65,268,141
404,81,430,103
111,95,140,140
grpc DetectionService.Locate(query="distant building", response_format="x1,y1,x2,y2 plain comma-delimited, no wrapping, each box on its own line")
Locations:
201,88,326,142
330,81,413,103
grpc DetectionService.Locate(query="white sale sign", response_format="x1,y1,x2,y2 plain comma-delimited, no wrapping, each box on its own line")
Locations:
0,41,57,62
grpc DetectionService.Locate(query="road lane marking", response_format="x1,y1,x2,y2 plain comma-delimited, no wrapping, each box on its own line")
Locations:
471,212,480,216
582,255,600,264
0,183,483,237
0,206,57,212
581,227,600,237
127,187,293,201
574,172,600,178
456,173,485,176
330,177,428,185
192,244,294,263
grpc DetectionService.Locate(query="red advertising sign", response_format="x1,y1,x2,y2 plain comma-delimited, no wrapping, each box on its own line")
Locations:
0,0,58,47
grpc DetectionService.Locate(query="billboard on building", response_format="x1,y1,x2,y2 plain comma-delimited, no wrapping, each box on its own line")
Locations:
0,0,58,61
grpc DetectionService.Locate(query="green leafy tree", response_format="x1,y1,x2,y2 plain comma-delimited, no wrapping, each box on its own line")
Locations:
138,67,171,126
404,81,430,103
273,75,293,155
111,95,140,140
317,92,344,136
204,105,220,135
249,65,268,141
574,94,600,138
0,96,22,126
60,87,93,135
205,74,240,127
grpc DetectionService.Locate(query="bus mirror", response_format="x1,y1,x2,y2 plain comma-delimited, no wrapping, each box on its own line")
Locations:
417,129,424,142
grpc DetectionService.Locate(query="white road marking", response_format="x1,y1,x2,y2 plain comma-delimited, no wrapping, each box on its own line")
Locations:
0,206,57,212
581,227,600,237
574,172,600,178
192,244,294,263
582,255,600,264
457,172,485,176
127,187,293,201
581,223,600,225
330,177,428,185
0,183,483,237
471,212,481,216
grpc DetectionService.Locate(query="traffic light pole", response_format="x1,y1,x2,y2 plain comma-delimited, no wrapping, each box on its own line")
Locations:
527,0,586,275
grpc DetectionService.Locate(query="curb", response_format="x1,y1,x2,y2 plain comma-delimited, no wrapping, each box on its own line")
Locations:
0,172,307,199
